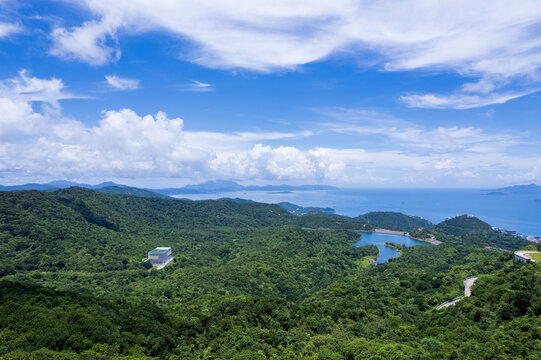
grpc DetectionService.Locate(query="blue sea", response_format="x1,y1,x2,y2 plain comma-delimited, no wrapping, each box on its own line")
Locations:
173,188,541,237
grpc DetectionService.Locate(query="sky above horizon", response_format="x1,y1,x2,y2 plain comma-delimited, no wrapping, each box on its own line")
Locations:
1,0,541,188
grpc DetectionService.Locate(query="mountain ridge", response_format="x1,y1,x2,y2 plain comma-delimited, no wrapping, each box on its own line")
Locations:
485,183,541,195
0,179,338,194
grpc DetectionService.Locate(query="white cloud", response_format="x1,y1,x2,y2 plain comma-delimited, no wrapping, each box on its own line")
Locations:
0,70,79,139
400,89,539,109
176,80,215,92
0,97,42,140
47,0,541,76
0,69,72,103
1,72,540,187
45,1,541,108
105,75,140,90
316,107,521,155
50,20,120,65
0,22,21,38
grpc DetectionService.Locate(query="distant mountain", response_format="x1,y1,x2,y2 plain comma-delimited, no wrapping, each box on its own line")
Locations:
48,180,89,188
95,186,171,199
217,197,255,203
277,202,335,216
151,180,338,195
485,183,541,195
0,183,58,191
0,179,338,195
90,181,127,189
153,180,244,194
435,215,493,236
0,180,127,192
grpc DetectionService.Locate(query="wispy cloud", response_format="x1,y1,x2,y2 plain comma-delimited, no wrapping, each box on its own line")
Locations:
0,22,21,38
315,107,521,155
176,80,215,92
105,75,140,90
45,1,541,108
0,69,81,104
400,89,540,109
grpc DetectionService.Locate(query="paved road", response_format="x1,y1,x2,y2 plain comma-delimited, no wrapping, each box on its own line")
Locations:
436,276,478,310
464,276,477,297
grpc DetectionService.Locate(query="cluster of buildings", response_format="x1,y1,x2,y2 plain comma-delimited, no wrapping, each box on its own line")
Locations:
492,227,541,243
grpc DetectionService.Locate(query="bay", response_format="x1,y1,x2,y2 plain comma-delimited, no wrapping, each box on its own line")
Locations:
172,188,541,237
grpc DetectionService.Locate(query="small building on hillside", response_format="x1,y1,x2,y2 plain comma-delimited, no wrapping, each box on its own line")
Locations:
148,247,173,267
514,250,540,263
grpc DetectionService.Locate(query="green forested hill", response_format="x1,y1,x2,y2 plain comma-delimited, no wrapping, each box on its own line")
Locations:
355,211,433,231
435,214,494,236
96,185,172,199
0,189,538,359
52,187,296,231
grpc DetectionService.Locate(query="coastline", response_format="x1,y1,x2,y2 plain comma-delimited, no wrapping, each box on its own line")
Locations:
409,235,442,245
361,228,442,245
373,228,407,236
384,242,403,256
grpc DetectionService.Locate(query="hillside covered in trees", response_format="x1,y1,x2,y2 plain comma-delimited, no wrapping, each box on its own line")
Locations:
0,188,539,359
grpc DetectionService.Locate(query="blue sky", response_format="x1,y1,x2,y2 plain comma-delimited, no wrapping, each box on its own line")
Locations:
0,0,540,188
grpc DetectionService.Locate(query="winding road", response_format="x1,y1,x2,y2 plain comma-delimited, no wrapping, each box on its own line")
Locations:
436,276,478,310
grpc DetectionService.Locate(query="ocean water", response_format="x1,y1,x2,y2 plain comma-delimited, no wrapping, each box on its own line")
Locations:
353,232,429,264
173,188,541,237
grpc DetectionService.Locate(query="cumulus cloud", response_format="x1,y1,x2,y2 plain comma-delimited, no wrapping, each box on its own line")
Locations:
1,72,540,187
105,75,140,90
0,70,79,139
0,97,42,140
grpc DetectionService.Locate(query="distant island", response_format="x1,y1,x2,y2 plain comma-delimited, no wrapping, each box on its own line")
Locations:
485,183,541,195
150,180,338,195
276,202,335,216
0,179,338,195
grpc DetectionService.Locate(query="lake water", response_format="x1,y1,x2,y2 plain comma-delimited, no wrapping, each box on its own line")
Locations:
353,232,429,264
173,188,541,237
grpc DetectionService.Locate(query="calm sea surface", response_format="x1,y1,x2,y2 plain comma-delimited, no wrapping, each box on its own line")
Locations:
173,188,541,237
353,232,429,264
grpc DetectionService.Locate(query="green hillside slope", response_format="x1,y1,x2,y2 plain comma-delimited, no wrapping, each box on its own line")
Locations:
355,211,433,231
0,189,537,359
96,185,172,199
435,215,494,236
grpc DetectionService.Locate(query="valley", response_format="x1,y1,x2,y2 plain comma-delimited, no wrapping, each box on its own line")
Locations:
0,188,539,359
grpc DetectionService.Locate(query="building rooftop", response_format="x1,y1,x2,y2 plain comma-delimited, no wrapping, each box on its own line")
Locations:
150,247,171,254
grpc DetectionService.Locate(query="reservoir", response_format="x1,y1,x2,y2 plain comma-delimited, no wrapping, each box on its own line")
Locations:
354,232,429,264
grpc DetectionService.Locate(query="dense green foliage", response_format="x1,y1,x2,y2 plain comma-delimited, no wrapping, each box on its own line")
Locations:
435,215,493,236
0,189,539,359
295,212,374,231
276,202,335,216
96,186,172,199
355,211,433,231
